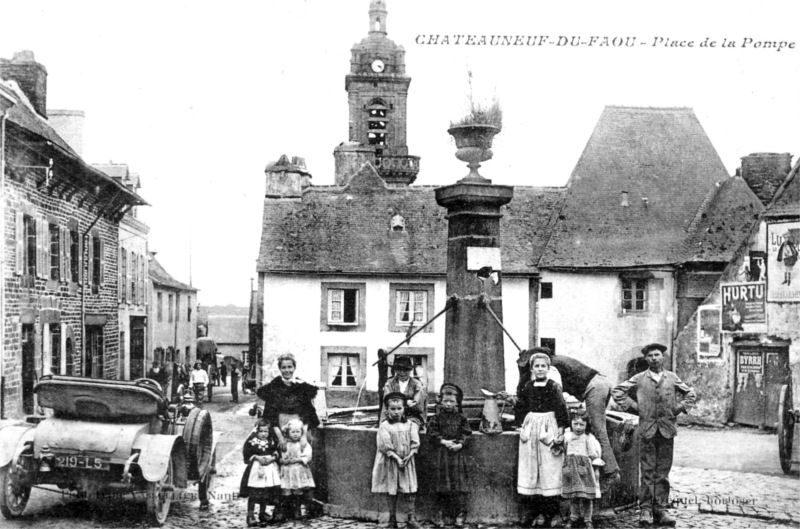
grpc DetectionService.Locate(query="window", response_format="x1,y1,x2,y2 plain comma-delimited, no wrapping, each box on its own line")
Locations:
90,235,103,293
50,324,61,375
69,230,80,283
367,100,388,155
320,282,366,332
540,338,556,355
24,214,36,276
329,289,357,324
175,295,180,325
130,252,137,304
540,282,553,299
188,295,192,321
120,249,127,303
622,278,647,312
168,294,174,323
396,290,427,325
321,346,367,396
328,353,359,388
49,223,60,281
65,337,74,376
389,283,435,333
157,293,163,322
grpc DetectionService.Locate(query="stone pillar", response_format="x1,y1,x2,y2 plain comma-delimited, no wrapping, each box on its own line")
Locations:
435,182,513,397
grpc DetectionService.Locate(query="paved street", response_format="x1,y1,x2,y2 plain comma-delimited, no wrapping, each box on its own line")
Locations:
2,382,798,528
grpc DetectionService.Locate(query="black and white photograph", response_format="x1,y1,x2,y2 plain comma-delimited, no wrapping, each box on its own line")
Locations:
0,1,798,528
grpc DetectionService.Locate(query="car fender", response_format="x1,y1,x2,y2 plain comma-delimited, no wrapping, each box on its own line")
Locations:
132,434,187,488
0,425,35,467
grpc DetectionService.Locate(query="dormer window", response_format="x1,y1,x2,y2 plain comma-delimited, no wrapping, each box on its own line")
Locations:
621,191,629,207
391,214,405,232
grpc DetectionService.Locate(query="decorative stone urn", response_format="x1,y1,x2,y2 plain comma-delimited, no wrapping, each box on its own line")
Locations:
447,124,502,183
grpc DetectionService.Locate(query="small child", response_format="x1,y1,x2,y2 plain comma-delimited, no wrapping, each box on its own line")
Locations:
279,418,315,519
239,420,281,527
562,409,604,529
371,391,421,529
427,383,472,528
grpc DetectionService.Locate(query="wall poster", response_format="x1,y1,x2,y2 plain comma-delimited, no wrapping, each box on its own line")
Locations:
697,305,721,359
720,282,766,332
767,221,800,302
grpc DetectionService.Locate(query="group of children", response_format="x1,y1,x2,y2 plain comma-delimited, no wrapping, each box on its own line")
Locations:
240,344,694,528
239,418,315,527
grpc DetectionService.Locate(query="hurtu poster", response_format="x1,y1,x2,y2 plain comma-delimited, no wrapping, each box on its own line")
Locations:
720,282,766,332
767,221,800,302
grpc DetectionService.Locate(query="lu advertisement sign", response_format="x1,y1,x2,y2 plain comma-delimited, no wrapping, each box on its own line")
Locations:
767,221,800,302
720,282,766,333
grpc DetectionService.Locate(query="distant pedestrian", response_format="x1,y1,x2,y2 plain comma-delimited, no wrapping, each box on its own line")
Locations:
612,343,696,527
220,363,228,386
230,363,240,403
427,383,471,528
240,419,281,527
372,392,421,529
190,362,209,406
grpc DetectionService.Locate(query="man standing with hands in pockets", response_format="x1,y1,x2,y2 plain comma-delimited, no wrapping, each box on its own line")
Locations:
612,343,696,527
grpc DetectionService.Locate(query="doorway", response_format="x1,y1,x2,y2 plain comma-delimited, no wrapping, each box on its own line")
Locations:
733,346,791,427
85,325,104,378
22,324,35,414
130,318,145,379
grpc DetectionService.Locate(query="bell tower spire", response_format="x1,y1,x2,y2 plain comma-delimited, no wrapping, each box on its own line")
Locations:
336,0,420,187
369,0,388,35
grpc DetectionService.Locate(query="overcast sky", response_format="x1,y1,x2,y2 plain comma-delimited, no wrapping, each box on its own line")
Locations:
2,0,799,306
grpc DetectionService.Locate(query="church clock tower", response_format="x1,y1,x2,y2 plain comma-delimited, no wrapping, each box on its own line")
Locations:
335,0,420,186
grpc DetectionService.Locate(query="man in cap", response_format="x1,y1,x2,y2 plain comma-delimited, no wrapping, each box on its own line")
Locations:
612,343,696,527
516,347,621,487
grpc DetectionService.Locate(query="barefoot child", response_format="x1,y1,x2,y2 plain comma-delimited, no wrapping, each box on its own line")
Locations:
239,420,281,527
428,383,472,528
372,391,421,529
279,418,316,519
562,409,604,529
504,352,570,527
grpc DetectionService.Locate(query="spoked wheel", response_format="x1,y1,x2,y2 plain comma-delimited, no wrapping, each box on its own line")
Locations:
146,458,173,526
0,464,31,519
198,450,216,508
778,384,795,475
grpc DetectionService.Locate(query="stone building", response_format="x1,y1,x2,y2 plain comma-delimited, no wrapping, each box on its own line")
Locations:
148,253,197,367
674,153,797,426
255,2,762,408
1,52,145,419
94,164,150,380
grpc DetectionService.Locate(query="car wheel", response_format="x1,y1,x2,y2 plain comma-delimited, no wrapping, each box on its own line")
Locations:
0,464,31,519
146,457,173,526
183,408,213,480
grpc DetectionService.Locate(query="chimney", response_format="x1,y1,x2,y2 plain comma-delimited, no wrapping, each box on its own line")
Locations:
264,154,312,198
0,51,47,118
740,153,793,205
333,142,375,186
48,109,85,156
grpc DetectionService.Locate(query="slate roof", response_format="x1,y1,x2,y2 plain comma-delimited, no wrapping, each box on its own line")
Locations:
256,163,564,276
206,315,249,345
680,176,763,263
149,255,197,292
1,80,146,206
538,106,732,269
765,155,800,218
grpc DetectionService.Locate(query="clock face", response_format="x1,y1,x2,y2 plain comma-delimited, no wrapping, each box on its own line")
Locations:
371,59,385,73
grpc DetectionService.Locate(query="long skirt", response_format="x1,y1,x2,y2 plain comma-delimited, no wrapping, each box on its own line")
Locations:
517,412,563,496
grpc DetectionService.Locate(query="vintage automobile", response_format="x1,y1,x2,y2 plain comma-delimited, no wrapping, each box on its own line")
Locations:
0,375,219,525
778,382,799,474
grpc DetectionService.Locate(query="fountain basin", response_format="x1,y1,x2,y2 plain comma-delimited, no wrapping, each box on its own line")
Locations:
318,411,640,524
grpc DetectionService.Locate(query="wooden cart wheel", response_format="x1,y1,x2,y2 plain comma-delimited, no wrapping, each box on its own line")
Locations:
0,464,31,519
146,457,173,526
182,408,213,480
778,383,794,475
198,449,216,508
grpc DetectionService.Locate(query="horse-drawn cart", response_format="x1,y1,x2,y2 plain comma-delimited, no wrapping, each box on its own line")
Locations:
0,375,219,525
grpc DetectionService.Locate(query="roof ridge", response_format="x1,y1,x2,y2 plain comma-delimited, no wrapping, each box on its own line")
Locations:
604,105,694,111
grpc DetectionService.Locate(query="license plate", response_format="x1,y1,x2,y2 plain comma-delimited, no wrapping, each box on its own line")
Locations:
54,454,110,471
